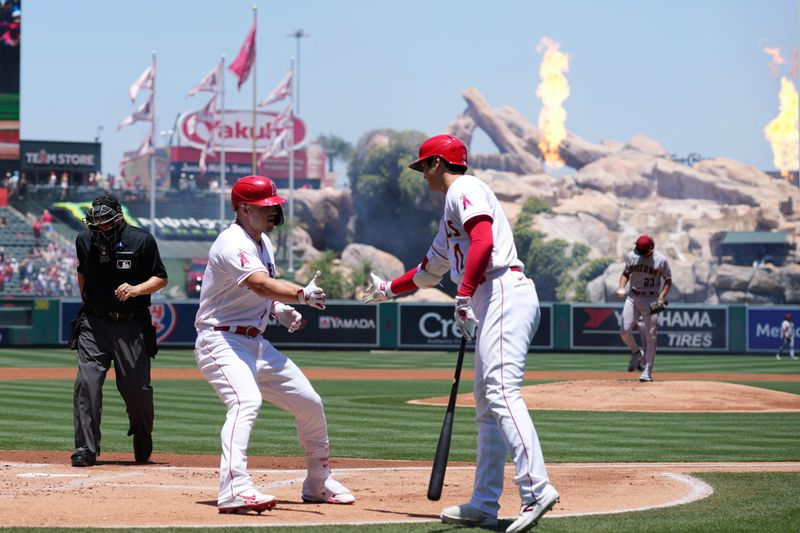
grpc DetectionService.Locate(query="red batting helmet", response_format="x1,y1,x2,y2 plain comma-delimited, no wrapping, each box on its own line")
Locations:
409,134,468,171
634,235,655,256
231,175,287,210
786,312,793,321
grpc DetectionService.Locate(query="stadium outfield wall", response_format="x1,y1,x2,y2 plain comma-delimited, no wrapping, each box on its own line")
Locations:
0,298,797,355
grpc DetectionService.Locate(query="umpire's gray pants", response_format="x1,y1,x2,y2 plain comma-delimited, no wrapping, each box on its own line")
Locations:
73,313,153,456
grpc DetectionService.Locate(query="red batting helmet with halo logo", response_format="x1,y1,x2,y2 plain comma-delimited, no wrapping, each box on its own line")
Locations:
408,134,468,171
231,175,287,210
786,312,793,321
634,235,655,256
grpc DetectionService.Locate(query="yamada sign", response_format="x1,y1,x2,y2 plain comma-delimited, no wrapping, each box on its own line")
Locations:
177,109,307,153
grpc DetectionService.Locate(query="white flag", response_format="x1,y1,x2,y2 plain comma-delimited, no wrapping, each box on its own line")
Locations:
118,98,153,130
187,64,222,97
273,103,293,129
259,130,289,164
129,64,154,102
258,67,293,107
187,95,217,136
137,129,154,156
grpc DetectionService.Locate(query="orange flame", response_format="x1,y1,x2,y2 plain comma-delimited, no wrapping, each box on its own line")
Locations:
536,37,570,168
763,76,799,178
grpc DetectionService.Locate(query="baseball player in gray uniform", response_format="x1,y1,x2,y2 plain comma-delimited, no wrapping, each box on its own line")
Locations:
615,235,672,382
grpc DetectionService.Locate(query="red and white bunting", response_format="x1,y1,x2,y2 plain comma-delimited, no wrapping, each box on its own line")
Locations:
187,63,222,97
118,98,153,130
258,129,289,163
187,95,218,135
258,67,293,107
128,64,154,102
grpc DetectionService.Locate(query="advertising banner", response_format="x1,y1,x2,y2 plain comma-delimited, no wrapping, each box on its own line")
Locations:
0,0,20,168
746,306,800,353
571,304,728,352
176,109,306,153
398,303,552,350
60,300,378,348
20,140,101,172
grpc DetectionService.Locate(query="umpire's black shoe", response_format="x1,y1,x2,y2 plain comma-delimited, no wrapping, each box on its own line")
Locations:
133,432,152,463
71,449,96,467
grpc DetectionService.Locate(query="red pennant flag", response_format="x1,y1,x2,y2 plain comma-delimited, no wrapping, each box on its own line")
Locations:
229,19,256,90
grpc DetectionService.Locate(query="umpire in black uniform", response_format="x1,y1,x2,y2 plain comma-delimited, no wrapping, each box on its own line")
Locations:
70,194,168,467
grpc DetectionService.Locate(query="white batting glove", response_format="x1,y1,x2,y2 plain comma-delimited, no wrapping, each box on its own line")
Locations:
362,272,394,304
273,302,304,333
615,288,626,299
297,270,326,310
454,296,479,340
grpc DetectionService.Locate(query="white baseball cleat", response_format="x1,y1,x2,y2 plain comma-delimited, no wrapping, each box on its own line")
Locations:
440,502,498,527
776,354,782,360
791,355,798,360
639,370,653,382
302,476,355,504
218,490,277,514
506,485,560,533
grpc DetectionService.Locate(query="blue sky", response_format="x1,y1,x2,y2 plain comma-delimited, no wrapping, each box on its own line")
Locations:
21,0,798,178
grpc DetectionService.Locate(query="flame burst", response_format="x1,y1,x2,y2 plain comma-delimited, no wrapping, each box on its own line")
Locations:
536,37,570,168
763,76,799,178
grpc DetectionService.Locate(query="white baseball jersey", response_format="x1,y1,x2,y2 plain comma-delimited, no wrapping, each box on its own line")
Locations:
422,175,523,286
781,319,794,340
622,250,672,294
194,222,276,331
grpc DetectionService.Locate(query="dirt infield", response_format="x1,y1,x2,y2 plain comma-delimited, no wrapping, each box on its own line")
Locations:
2,368,798,527
3,450,799,528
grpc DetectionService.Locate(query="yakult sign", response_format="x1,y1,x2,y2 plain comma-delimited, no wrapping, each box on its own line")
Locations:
177,109,307,152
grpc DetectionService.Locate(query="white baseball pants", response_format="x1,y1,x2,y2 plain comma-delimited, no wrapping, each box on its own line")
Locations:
195,329,330,505
467,269,552,515
620,296,658,372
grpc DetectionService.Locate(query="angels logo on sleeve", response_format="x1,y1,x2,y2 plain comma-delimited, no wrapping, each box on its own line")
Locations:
238,250,250,267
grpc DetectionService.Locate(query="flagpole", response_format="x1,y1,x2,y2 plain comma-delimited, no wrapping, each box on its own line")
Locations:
150,50,157,235
288,56,295,273
219,54,226,225
251,5,257,174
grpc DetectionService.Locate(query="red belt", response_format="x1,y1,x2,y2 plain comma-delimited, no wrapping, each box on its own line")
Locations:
213,326,262,338
478,266,523,286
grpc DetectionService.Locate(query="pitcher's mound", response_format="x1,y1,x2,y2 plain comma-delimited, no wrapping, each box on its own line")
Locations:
410,380,800,412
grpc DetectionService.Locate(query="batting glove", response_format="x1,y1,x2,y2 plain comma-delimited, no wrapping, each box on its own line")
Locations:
454,296,479,340
362,272,394,304
297,270,327,310
273,302,304,333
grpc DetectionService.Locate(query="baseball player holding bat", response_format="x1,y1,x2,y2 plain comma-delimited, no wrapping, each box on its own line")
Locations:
194,176,353,514
616,235,672,382
363,135,559,533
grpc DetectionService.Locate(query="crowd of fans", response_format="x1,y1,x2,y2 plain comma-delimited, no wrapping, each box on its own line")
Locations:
0,208,80,297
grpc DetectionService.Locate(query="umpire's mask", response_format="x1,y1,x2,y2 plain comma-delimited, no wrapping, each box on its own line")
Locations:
83,196,125,247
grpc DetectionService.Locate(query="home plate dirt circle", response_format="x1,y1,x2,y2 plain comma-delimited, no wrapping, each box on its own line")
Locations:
8,455,794,528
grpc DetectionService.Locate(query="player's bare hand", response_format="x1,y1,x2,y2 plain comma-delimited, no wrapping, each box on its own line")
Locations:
362,272,393,304
298,270,326,310
615,288,626,299
115,283,139,301
454,296,479,340
273,302,304,333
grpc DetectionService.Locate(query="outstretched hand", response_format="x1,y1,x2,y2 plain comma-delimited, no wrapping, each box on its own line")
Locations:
362,272,393,304
298,270,326,310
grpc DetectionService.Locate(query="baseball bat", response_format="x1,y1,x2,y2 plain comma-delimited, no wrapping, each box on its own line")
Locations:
427,335,468,501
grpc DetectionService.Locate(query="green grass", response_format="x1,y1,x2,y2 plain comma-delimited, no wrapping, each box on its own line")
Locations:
0,348,798,531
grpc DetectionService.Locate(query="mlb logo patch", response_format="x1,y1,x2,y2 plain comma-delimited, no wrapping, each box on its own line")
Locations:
117,259,132,269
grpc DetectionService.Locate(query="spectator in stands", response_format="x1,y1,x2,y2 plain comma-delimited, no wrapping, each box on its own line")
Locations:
32,219,42,241
134,176,142,191
17,173,27,199
9,170,19,192
0,270,5,292
41,209,54,233
177,173,188,191
87,172,96,187
188,174,197,192
48,171,58,188
0,216,6,227
96,173,108,190
60,173,69,199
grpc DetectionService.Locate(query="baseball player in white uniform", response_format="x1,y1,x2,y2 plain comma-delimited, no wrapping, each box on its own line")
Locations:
194,175,354,514
363,135,559,533
776,312,797,360
615,235,672,382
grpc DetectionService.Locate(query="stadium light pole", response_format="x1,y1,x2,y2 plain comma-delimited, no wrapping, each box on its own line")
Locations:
287,29,309,115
